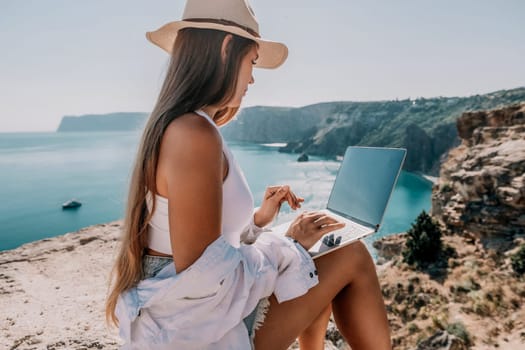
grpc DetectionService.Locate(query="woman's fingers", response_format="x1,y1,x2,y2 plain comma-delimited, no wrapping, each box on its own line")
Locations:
307,214,345,234
304,211,324,218
289,211,346,249
265,185,303,210
289,192,297,207
290,192,302,209
309,213,335,224
282,189,299,209
284,192,295,209
319,222,346,235
264,185,285,200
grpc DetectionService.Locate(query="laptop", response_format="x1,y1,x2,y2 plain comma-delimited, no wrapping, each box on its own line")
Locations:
271,146,407,259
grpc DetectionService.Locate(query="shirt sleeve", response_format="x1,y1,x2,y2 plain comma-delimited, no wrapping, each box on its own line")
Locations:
117,231,319,347
239,206,273,244
249,232,319,303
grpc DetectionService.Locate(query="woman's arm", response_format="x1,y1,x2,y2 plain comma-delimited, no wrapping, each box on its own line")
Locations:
240,207,272,244
159,113,224,273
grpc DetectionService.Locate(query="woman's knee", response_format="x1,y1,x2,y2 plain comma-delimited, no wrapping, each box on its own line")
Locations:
337,241,375,277
315,240,375,287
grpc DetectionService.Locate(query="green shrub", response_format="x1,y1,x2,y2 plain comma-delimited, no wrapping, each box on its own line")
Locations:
511,245,525,276
403,210,443,268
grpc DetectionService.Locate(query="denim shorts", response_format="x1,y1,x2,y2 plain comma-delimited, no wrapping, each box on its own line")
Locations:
142,254,269,347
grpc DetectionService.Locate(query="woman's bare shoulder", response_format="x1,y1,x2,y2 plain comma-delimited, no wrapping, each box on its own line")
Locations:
155,112,223,197
162,112,222,155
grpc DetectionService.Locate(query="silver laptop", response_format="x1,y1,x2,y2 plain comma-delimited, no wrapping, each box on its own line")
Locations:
271,146,407,259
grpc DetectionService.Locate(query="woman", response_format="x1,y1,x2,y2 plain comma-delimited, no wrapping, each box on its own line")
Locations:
106,0,392,349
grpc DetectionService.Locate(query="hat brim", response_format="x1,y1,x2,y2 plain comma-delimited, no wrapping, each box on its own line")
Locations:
146,20,288,69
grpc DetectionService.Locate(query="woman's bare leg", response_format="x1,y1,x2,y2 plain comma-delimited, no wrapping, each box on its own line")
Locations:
253,241,391,350
298,304,331,350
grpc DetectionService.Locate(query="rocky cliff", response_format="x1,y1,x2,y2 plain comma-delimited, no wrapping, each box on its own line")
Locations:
367,103,525,350
222,87,525,176
373,233,525,350
431,103,525,246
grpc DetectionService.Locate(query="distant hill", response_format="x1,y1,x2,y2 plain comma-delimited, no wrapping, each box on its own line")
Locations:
56,112,148,132
221,86,525,175
56,87,525,175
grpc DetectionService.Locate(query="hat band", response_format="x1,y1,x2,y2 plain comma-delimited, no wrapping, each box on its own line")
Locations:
184,18,261,38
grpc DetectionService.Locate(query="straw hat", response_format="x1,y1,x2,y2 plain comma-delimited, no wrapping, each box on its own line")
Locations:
146,0,288,69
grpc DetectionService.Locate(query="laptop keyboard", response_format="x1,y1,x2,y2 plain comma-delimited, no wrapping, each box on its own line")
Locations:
321,222,372,247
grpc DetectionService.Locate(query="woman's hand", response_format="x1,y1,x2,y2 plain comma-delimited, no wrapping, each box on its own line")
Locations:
254,185,304,227
285,211,346,250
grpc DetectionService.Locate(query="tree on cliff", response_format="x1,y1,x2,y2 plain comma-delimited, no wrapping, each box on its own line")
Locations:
403,210,443,268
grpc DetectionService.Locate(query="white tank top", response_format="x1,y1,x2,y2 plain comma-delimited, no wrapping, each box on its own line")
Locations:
146,109,255,253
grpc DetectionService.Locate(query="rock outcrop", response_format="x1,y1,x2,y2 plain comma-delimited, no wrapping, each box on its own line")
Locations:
431,104,525,246
373,233,525,350
416,331,467,350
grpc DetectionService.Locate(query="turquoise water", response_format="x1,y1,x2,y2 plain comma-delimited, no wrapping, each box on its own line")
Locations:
0,132,432,252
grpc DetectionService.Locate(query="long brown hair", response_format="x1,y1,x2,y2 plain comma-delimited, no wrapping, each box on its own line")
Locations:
105,28,257,326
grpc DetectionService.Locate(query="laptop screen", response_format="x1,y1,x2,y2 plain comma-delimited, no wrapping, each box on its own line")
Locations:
327,147,406,227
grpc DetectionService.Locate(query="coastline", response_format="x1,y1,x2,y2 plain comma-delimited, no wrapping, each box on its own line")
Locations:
421,174,438,185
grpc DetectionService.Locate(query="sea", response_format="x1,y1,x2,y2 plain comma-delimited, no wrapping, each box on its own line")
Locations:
0,131,433,253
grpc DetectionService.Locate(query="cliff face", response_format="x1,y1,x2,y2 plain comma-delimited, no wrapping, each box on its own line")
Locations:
371,103,525,349
221,106,325,143
431,104,525,244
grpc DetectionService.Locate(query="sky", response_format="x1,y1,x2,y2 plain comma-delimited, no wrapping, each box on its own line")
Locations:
0,0,524,132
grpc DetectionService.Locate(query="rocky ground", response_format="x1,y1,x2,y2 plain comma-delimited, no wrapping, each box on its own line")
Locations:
374,233,525,350
1,221,524,349
0,222,123,350
1,221,351,350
